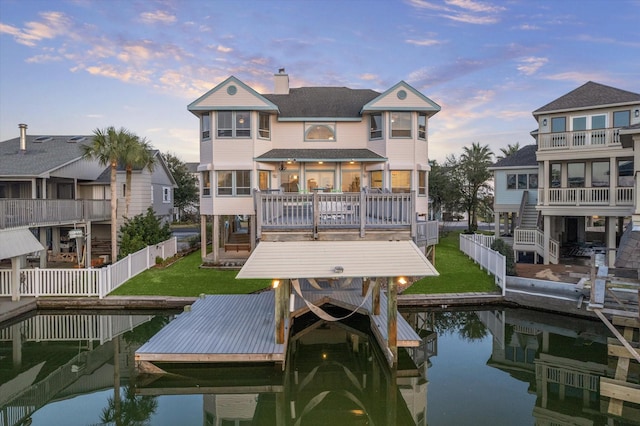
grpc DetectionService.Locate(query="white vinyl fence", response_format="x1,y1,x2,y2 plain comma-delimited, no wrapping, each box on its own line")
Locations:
0,237,178,299
459,233,506,295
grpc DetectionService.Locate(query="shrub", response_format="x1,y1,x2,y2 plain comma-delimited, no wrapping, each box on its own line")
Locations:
490,238,517,276
119,208,172,258
155,256,163,265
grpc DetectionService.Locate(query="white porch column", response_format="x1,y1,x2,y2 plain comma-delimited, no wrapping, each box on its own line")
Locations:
542,160,549,206
200,215,207,261
212,215,219,263
85,221,92,268
494,213,500,237
543,215,551,265
609,156,616,206
39,227,48,268
606,216,617,267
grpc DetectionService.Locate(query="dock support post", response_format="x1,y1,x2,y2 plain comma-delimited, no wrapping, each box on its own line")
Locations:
275,279,288,344
387,277,398,367
373,278,381,315
362,278,370,297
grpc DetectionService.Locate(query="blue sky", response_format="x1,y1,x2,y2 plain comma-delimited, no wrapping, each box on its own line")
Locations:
1,0,639,163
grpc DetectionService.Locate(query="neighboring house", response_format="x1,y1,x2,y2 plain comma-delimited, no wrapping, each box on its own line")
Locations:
489,144,539,235
188,70,441,262
183,161,200,216
82,149,177,225
526,81,640,267
0,125,175,267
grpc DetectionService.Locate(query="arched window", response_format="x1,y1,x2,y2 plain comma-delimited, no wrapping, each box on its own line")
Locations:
305,124,335,141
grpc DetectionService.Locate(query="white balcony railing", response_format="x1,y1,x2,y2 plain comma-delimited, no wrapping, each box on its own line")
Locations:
0,199,110,229
538,128,621,150
538,187,634,207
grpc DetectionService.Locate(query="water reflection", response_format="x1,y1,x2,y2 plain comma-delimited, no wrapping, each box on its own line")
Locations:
1,308,639,425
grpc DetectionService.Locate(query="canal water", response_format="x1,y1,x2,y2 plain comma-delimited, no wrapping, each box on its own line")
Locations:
1,307,637,425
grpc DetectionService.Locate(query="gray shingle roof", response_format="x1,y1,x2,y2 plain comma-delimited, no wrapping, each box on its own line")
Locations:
263,87,380,118
255,149,386,162
491,144,537,168
534,81,640,114
0,135,91,177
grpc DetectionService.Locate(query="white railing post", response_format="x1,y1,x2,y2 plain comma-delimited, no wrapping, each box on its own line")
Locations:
146,245,151,269
127,253,132,280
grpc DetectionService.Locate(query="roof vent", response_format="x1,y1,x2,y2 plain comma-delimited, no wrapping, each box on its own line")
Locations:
67,136,86,143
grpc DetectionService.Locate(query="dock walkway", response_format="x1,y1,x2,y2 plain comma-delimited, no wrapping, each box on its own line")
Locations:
136,280,421,366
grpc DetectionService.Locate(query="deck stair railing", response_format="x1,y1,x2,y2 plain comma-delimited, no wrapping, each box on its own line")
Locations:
0,199,111,229
0,237,177,299
513,229,559,264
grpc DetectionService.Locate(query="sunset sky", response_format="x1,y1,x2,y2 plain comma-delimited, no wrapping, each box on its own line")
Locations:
1,0,639,163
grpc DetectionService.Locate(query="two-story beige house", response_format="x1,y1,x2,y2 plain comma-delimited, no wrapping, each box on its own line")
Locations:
530,81,640,267
189,71,441,262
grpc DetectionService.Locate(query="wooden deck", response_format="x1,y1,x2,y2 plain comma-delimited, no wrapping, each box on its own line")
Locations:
135,279,420,366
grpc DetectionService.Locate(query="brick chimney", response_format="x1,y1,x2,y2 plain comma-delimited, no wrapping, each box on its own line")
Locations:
274,68,289,95
19,123,27,153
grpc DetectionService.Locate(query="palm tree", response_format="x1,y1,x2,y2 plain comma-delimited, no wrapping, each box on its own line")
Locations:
82,127,132,262
460,142,494,231
121,136,155,218
496,142,520,161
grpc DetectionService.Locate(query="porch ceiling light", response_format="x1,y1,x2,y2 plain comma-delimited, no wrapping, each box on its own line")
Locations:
334,266,344,273
397,276,408,285
272,279,280,289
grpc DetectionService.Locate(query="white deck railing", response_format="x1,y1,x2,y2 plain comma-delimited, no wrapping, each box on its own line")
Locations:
415,220,439,246
0,237,177,299
539,187,634,206
513,228,559,264
0,199,111,229
538,128,621,150
459,233,506,295
256,191,416,238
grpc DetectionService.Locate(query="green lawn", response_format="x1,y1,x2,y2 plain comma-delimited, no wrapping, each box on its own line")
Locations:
403,231,500,294
110,231,499,297
110,249,270,296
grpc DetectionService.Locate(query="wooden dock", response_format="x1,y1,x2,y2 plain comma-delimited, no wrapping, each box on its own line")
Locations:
136,279,420,368
136,292,287,364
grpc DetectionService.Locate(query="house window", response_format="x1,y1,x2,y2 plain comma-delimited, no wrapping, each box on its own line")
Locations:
258,170,270,191
306,170,334,192
370,113,383,139
217,111,251,138
618,159,634,187
390,112,411,138
201,112,211,139
517,174,528,190
391,170,411,193
418,113,427,140
162,186,171,203
305,124,335,141
258,113,270,139
418,171,427,195
551,117,566,133
550,164,562,188
592,162,609,187
613,111,630,143
202,171,211,196
280,168,299,192
217,170,251,196
341,167,361,192
567,163,585,188
369,170,383,191
572,114,606,145
528,173,538,189
507,174,517,190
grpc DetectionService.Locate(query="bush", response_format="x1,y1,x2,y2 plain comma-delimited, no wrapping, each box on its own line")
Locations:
119,208,172,258
490,238,517,276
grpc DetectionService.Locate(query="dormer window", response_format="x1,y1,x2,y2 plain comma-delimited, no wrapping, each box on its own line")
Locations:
305,123,335,141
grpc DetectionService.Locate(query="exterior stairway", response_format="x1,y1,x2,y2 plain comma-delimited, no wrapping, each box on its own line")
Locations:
519,203,538,229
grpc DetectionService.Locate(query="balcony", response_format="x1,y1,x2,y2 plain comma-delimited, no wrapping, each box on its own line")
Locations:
538,187,634,207
255,191,438,244
538,128,622,150
0,199,111,230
